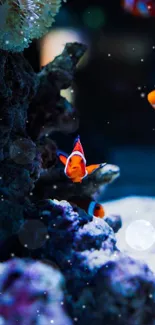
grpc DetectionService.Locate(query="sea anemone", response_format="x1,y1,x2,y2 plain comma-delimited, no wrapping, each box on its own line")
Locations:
0,0,64,52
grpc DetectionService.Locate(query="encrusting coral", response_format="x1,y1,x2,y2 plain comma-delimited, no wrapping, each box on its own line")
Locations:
32,199,155,325
0,258,72,324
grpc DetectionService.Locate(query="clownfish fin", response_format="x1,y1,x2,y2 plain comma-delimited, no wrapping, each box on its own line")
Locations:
57,150,68,165
73,135,80,147
86,163,107,175
72,135,85,157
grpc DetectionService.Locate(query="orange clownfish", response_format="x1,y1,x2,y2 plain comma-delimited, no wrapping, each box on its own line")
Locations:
70,197,105,218
57,135,106,183
147,90,155,109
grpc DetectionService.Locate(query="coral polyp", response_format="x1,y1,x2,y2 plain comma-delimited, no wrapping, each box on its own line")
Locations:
0,0,64,52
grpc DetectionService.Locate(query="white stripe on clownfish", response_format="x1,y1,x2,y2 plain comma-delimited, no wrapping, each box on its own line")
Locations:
64,150,87,178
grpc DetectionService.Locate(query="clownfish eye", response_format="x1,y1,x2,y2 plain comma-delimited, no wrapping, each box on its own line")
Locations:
95,205,100,210
69,158,72,163
80,158,83,163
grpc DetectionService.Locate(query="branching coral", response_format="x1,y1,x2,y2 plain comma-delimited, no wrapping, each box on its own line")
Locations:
0,0,64,52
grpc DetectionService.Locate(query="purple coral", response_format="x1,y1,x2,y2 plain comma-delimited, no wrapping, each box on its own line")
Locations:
89,254,155,325
0,258,72,325
34,199,155,325
37,199,117,266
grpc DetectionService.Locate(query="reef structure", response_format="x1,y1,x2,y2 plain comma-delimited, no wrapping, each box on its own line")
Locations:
34,162,120,201
33,199,155,325
0,5,154,324
0,42,86,243
0,258,72,324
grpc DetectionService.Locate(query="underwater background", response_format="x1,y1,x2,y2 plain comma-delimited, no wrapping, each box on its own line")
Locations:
1,0,155,324
25,0,155,201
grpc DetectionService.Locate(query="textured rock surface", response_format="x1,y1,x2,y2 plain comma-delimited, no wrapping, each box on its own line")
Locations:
0,258,72,324
0,197,155,325
104,214,122,233
0,50,38,152
34,163,120,201
0,43,86,242
76,253,155,325
34,199,155,325
28,43,86,140
37,199,117,265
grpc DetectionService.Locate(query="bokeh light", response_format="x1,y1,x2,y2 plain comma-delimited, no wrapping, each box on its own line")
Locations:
40,28,84,67
125,219,155,251
122,0,155,17
82,6,105,29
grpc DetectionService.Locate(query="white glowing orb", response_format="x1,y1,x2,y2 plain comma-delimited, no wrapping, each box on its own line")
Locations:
40,28,85,67
125,219,155,251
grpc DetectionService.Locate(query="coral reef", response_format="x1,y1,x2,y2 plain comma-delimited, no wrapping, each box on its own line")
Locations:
0,17,154,325
0,0,64,52
75,252,155,325
36,199,117,264
0,49,40,241
0,43,85,242
34,199,155,325
0,258,72,324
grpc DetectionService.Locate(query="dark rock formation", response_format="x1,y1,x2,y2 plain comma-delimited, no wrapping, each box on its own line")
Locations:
34,163,120,201
104,214,122,233
28,43,86,141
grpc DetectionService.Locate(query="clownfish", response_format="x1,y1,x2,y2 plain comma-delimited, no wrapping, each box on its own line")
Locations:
147,90,155,109
69,197,105,218
57,135,106,183
123,0,155,17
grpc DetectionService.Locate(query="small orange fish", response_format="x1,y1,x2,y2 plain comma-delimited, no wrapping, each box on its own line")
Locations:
57,135,106,183
147,90,155,109
69,197,105,218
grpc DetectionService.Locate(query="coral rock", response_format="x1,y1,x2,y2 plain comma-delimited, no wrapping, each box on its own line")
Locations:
28,43,87,140
34,163,120,201
104,214,122,233
36,199,117,269
89,255,155,325
0,258,72,324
